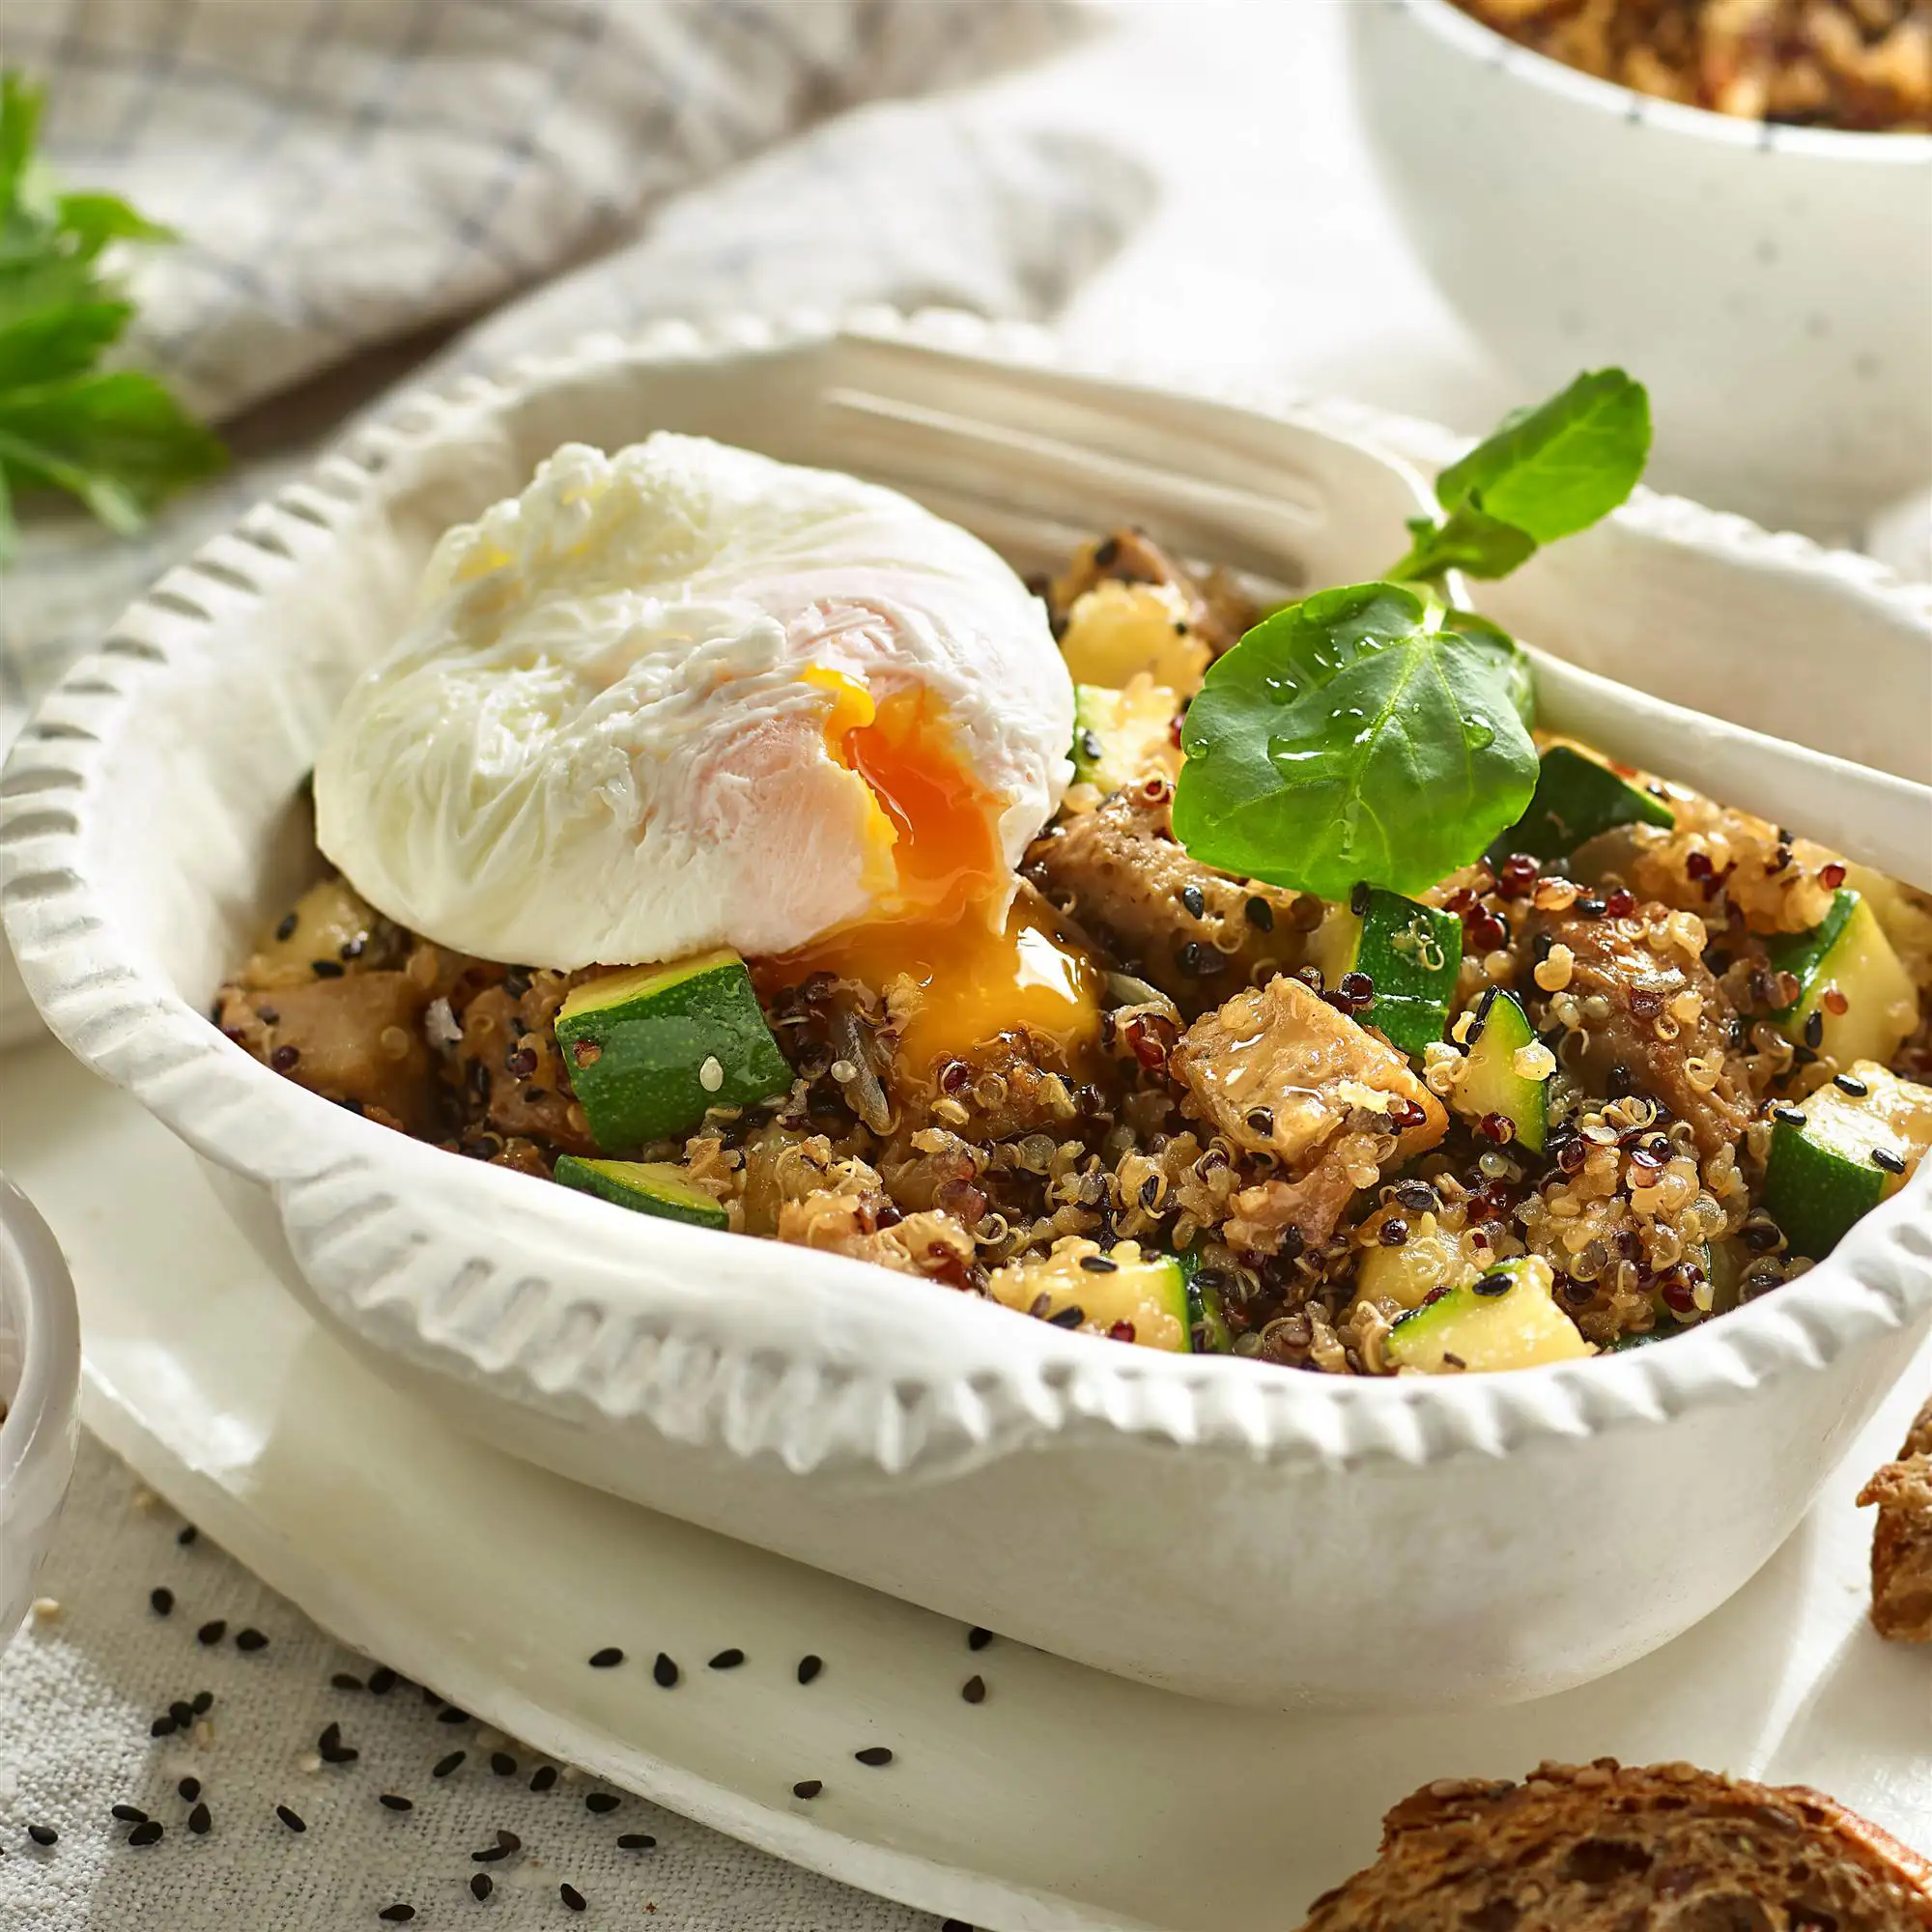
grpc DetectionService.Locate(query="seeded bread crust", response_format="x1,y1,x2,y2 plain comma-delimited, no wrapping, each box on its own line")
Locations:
1295,1757,1932,1931
1861,1395,1932,1643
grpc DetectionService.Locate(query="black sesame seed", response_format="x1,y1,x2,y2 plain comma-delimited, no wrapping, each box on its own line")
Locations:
177,1524,198,1547
470,1874,493,1901
529,1766,557,1794
792,1780,823,1800
471,1838,516,1864
433,1751,465,1779
796,1655,823,1685
367,1665,398,1695
1243,895,1273,931
585,1792,619,1815
332,1672,365,1691
617,1832,657,1849
1873,1147,1908,1175
111,1804,148,1824
186,1803,210,1836
1472,1272,1515,1298
1803,1009,1825,1049
275,1804,306,1833
968,1628,993,1651
269,1045,299,1072
1077,728,1103,763
1392,1179,1438,1214
1046,1305,1084,1327
324,1746,359,1765
197,1619,226,1646
561,1885,586,1914
275,912,299,942
380,1794,413,1812
151,1716,177,1738
170,1700,194,1728
1078,1253,1119,1273
653,1653,679,1689
491,1752,516,1777
319,1723,342,1753
943,1922,976,1932
708,1648,746,1670
1179,883,1206,919
437,1705,468,1723
1834,1072,1870,1096
338,936,366,961
587,1647,624,1669
178,1777,201,1803
379,1909,415,1924
150,1586,175,1616
1176,939,1211,977
1773,1105,1808,1126
27,1824,57,1847
235,1627,269,1652
190,1690,213,1715
128,1820,163,1847
961,1675,987,1704
310,959,346,980
854,1747,894,1767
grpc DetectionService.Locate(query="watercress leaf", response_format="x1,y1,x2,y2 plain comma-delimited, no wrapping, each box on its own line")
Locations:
0,73,42,221
0,369,225,526
0,295,132,388
1172,582,1538,901
1435,368,1650,546
1437,606,1536,727
54,190,176,257
1389,500,1537,584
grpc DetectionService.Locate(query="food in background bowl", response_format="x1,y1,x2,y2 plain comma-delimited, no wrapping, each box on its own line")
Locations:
1451,0,1932,131
213,378,1932,1378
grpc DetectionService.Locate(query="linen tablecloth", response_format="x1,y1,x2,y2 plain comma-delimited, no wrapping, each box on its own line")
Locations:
0,3,1144,1924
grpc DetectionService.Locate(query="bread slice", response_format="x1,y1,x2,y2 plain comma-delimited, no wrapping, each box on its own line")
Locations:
1296,1758,1932,1930
1860,1394,1932,1642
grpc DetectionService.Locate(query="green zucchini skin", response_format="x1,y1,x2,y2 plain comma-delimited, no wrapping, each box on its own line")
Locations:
555,952,792,1151
1315,890,1463,1059
1764,891,1918,1070
1488,745,1674,866
554,1155,730,1230
1455,988,1548,1154
1179,1249,1233,1354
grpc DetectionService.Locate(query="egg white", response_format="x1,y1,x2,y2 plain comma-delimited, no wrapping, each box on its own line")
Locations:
314,435,1073,968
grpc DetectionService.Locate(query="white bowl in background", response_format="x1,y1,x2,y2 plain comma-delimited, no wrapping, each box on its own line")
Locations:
3,311,1930,1711
1345,0,1932,542
0,1175,80,1647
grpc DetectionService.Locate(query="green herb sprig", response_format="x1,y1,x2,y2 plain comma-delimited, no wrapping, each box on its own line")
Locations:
0,71,224,563
1172,371,1650,901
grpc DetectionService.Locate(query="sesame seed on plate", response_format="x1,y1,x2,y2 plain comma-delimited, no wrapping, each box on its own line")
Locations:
378,1908,415,1923
490,1752,516,1777
791,1780,822,1801
150,1587,175,1617
560,1884,587,1913
587,1647,624,1669
177,1524,198,1547
469,1874,493,1901
967,1628,993,1651
708,1648,745,1670
27,1824,57,1847
617,1833,656,1850
332,1672,364,1692
197,1620,226,1646
796,1655,823,1685
379,1794,413,1812
652,1653,679,1688
962,1675,987,1704
128,1820,163,1848
367,1666,398,1695
854,1747,894,1768
275,1804,306,1833
235,1628,269,1652
585,1792,619,1814
178,1777,201,1803
150,1717,177,1739
111,1804,147,1824
433,1752,466,1779
186,1803,211,1836
529,1766,557,1794
436,1705,468,1723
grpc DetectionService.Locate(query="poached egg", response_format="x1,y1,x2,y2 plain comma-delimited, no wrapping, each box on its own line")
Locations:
315,434,1094,1070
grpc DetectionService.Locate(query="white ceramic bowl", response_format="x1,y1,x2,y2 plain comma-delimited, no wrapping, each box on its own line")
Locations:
0,1175,80,1646
1345,0,1932,541
4,312,1931,1712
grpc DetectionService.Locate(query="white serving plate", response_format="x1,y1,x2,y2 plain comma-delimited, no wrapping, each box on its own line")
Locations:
5,312,1932,1714
1,1037,1926,1932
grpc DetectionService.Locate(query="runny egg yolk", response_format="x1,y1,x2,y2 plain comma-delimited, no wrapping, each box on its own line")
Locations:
782,672,1101,1074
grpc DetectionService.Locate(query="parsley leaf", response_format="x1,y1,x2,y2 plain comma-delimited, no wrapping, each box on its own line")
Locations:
0,71,222,563
1391,369,1650,583
1172,582,1538,901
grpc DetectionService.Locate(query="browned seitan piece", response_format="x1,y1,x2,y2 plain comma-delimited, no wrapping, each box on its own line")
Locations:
1025,786,1319,1017
455,973,599,1157
216,971,436,1134
1861,1394,1932,1643
1296,1757,1932,1932
1169,976,1446,1255
1521,902,1752,1157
